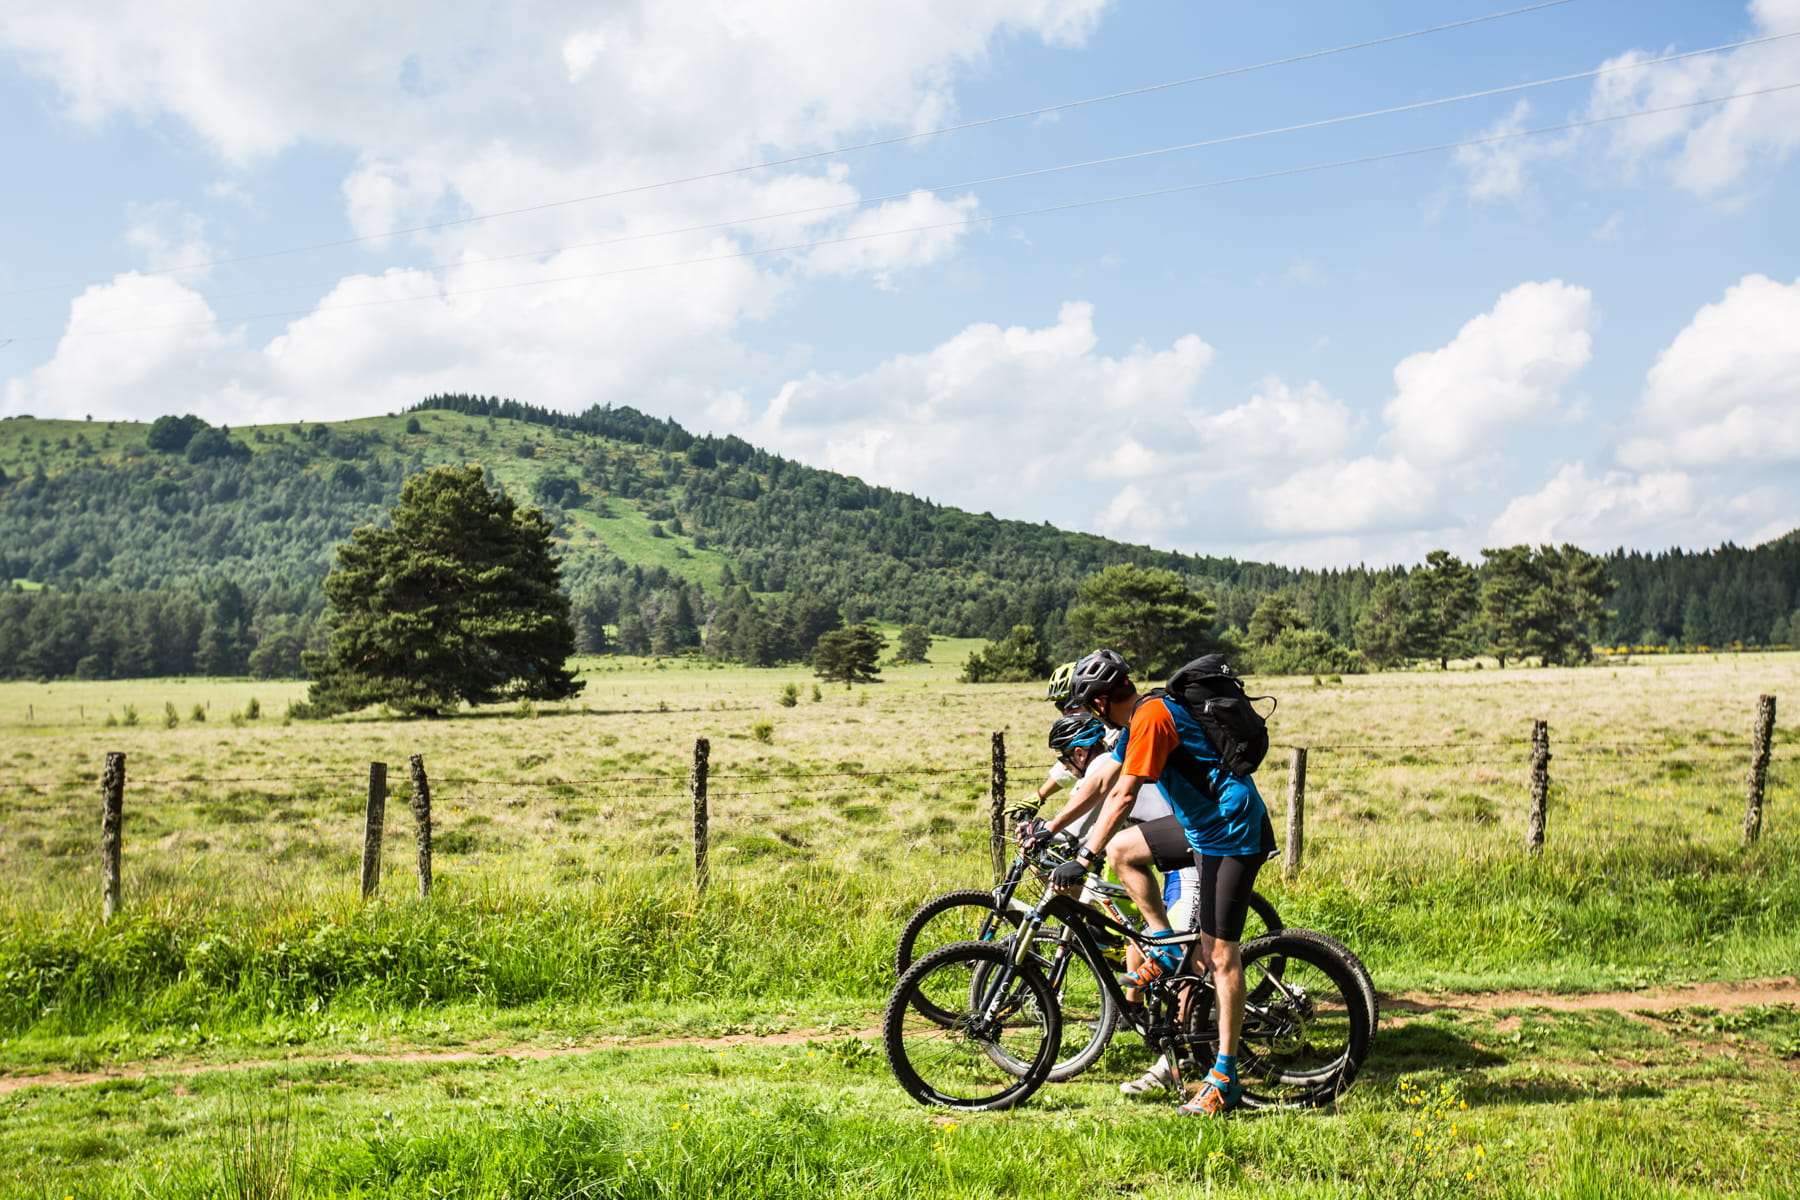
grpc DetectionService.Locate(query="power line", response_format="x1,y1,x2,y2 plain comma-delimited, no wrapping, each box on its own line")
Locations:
19,79,1800,341
0,0,1579,298
9,80,1796,345
37,30,1795,326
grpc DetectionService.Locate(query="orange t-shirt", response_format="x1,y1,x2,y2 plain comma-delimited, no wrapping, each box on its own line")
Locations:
1119,698,1180,781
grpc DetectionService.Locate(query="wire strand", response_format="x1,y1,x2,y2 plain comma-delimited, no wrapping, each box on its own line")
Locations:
18,75,1796,344
49,29,1795,324
0,0,1580,297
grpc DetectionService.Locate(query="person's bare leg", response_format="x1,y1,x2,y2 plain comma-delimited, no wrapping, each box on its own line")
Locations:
1105,826,1172,931
1204,933,1245,1055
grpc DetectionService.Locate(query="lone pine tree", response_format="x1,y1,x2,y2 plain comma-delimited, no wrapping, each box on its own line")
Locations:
304,465,583,716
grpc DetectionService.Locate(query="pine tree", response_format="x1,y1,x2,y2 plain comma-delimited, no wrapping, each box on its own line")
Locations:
303,465,583,716
1412,550,1480,669
813,624,886,685
960,624,1049,682
895,623,931,663
1354,576,1425,670
1063,565,1216,678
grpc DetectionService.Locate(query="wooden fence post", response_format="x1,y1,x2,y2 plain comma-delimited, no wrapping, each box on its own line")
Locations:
361,762,387,899
989,731,1008,881
1744,694,1776,847
691,737,710,894
101,752,125,922
408,754,433,899
1284,746,1307,878
1527,719,1550,855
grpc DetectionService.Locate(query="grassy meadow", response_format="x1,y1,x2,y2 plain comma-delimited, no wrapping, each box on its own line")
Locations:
0,650,1796,1197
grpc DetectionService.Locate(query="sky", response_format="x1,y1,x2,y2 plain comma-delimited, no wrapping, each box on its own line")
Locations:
2,0,1798,569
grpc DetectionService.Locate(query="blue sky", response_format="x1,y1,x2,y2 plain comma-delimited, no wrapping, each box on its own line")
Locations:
3,0,1798,568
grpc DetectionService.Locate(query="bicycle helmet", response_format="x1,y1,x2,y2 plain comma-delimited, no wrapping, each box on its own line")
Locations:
1044,660,1078,707
1065,648,1131,712
1047,712,1108,755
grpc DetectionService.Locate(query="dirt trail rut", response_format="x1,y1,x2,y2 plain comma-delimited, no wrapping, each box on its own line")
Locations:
3,977,1793,1095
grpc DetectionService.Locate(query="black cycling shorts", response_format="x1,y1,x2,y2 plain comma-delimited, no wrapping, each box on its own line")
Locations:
1136,815,1193,873
1191,813,1276,942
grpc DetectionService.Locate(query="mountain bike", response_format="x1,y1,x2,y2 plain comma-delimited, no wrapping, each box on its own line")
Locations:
892,831,1285,1081
883,884,1376,1112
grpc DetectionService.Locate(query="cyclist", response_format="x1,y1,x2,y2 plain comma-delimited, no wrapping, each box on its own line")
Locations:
1052,648,1276,1118
1027,710,1199,1097
1001,662,1089,827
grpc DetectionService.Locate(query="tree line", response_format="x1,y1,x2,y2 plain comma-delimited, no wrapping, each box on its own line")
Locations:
0,400,1796,682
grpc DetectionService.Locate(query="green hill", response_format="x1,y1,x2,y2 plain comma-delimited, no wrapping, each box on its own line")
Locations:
0,399,1312,679
0,396,1795,681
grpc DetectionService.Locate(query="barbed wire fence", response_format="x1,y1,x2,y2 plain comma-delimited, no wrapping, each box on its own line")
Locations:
1,694,1782,921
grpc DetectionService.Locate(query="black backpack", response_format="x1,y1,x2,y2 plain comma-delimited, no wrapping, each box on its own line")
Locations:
1153,654,1274,794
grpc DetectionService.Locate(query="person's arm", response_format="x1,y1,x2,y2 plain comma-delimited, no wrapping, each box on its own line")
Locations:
1004,765,1071,822
1078,700,1176,870
1042,754,1122,836
1078,770,1145,865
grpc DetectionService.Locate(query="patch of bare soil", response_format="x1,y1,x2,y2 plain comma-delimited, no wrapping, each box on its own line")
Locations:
1383,976,1798,1020
3,978,1794,1094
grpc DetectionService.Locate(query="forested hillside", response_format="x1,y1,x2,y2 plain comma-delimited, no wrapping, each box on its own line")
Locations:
0,398,1794,681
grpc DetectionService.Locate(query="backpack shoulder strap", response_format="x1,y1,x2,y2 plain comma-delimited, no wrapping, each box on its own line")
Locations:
1138,690,1219,802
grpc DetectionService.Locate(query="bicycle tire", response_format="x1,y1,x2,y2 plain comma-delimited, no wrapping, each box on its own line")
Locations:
1245,889,1283,942
1231,931,1374,1108
894,889,1020,977
1267,927,1379,1033
971,929,1119,1082
1240,889,1285,1003
884,941,1061,1111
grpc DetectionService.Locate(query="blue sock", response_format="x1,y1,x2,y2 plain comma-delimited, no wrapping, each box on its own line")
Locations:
1212,1053,1238,1083
1145,930,1181,967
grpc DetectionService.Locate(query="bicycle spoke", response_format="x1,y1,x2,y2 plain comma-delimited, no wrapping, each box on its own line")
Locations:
1231,933,1372,1108
885,943,1059,1110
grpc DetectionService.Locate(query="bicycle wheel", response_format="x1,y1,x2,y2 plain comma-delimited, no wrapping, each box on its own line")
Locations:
972,928,1118,1082
884,941,1061,1111
1244,889,1283,942
1241,889,1285,1003
894,889,1019,977
1269,927,1379,1032
1233,931,1374,1108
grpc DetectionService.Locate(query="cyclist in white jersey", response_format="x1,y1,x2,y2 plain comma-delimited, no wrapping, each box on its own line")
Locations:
1025,710,1199,1096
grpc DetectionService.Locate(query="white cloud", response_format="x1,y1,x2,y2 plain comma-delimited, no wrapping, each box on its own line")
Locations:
1618,273,1800,469
1449,2,1800,201
0,0,1109,427
123,203,217,275
802,190,983,285
560,28,608,85
1583,0,1800,194
1454,100,1576,202
1193,377,1354,465
4,274,241,420
1486,463,1695,545
753,301,1216,525
1382,280,1592,465
1094,482,1187,547
1251,456,1438,537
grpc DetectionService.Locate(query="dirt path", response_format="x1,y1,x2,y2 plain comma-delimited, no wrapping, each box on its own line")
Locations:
1384,976,1799,1018
3,977,1793,1095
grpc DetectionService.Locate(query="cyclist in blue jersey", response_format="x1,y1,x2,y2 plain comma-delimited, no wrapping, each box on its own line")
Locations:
1051,649,1275,1118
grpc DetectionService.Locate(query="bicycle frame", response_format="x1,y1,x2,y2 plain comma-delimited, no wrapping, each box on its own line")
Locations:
996,890,1216,1088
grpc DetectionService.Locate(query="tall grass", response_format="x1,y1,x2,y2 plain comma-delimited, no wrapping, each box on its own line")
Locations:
2,831,1796,1046
0,653,1794,1049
